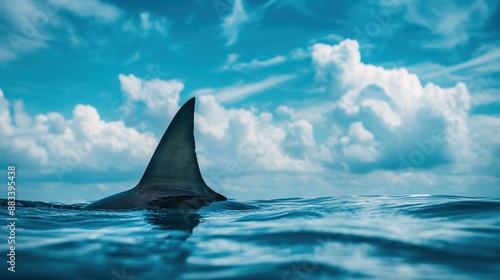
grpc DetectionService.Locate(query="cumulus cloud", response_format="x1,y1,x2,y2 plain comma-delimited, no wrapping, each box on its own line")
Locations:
308,39,500,178
118,73,182,122
111,41,498,195
195,95,320,173
0,72,322,198
342,122,379,163
1,38,498,198
114,74,321,186
466,115,500,173
0,89,157,181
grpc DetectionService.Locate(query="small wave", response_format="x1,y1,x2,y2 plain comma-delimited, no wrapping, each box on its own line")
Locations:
402,199,500,220
0,199,83,209
236,210,324,222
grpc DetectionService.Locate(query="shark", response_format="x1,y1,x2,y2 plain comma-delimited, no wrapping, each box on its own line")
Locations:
82,97,227,210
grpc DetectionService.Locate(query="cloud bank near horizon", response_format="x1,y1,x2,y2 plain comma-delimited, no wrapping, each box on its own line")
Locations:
1,38,498,200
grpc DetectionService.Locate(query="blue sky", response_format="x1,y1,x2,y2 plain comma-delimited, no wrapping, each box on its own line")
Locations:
0,0,499,202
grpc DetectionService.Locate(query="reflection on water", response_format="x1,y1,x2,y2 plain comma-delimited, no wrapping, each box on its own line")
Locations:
145,209,200,233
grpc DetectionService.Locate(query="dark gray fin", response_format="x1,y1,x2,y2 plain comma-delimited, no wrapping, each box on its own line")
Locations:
138,97,225,201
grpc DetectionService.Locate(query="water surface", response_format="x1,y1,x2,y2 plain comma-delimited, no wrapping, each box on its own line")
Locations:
1,195,499,279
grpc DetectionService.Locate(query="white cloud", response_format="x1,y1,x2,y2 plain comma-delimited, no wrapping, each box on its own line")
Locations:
263,0,311,17
61,0,122,22
310,33,345,45
222,53,239,69
348,122,375,142
221,47,309,72
113,40,500,195
391,0,497,48
2,37,499,198
118,74,182,115
117,75,324,195
222,0,251,46
307,39,500,180
0,89,157,178
0,0,54,61
289,119,316,147
0,1,170,64
342,122,379,163
195,95,320,176
0,71,322,197
0,0,123,62
407,48,500,90
0,73,189,182
117,73,182,130
123,51,141,66
467,115,500,171
223,55,287,71
289,47,310,60
13,100,32,128
112,74,319,181
122,12,170,36
192,75,296,104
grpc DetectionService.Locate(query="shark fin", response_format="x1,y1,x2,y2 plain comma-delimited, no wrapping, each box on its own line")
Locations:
137,97,225,201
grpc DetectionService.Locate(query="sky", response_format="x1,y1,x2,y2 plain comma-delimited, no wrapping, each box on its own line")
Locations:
0,0,499,203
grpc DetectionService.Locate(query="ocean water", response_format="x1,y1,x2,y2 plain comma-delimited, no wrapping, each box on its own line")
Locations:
1,195,499,280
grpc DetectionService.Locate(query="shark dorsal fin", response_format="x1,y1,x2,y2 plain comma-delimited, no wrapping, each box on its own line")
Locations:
81,97,225,210
139,98,210,190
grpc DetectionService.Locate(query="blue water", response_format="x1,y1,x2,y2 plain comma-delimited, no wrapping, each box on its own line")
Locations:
1,195,500,280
